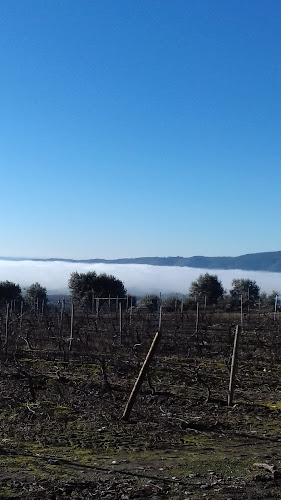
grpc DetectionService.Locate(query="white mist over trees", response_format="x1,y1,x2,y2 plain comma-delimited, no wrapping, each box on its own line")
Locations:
0,260,280,298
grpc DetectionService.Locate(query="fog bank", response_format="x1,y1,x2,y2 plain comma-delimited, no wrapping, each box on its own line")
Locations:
0,260,280,296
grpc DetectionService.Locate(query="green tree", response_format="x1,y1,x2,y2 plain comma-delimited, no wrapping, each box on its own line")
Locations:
189,273,224,304
162,294,182,311
0,281,22,304
260,290,278,309
95,273,127,298
25,282,48,307
137,294,159,312
68,271,97,306
68,271,126,308
230,279,260,304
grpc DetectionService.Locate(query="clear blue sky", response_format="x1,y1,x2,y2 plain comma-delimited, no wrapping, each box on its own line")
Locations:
1,0,280,259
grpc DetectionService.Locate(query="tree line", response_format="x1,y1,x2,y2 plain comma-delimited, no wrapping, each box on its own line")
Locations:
0,271,127,308
0,271,278,310
0,281,48,307
188,273,278,307
139,273,279,311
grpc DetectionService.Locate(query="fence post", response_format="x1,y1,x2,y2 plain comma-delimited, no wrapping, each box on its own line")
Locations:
19,301,23,334
274,294,278,321
96,297,100,319
4,303,9,357
240,295,243,328
158,305,162,330
227,325,241,406
69,301,74,351
119,302,122,344
180,297,184,316
122,330,162,420
60,298,65,323
129,296,133,325
159,292,162,311
195,302,199,333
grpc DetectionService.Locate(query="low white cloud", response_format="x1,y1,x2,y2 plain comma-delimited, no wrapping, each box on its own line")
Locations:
0,260,280,296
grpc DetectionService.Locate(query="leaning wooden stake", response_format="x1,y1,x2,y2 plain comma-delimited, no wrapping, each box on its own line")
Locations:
227,325,241,406
122,330,162,420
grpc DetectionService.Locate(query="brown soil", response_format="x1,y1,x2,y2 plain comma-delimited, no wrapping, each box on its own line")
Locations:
0,305,281,498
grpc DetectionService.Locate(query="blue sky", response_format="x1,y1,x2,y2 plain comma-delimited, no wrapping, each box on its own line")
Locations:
1,0,280,259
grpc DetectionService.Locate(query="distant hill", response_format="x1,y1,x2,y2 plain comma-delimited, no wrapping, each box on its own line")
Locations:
1,251,281,272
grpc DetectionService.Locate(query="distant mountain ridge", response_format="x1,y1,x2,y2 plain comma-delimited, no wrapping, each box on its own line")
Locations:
1,251,281,272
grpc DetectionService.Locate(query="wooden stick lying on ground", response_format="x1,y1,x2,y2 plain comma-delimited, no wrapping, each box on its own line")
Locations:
253,462,279,479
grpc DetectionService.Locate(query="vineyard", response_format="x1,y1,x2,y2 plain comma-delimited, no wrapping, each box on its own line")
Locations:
0,301,281,498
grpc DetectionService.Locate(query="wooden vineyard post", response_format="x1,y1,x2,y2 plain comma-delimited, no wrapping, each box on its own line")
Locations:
240,295,243,328
129,296,133,325
195,302,199,333
69,301,74,351
96,298,100,319
122,330,162,420
19,301,23,334
59,298,64,337
180,297,184,317
4,303,9,357
60,298,65,323
227,325,241,406
119,302,122,344
158,305,162,330
274,294,278,321
159,292,162,311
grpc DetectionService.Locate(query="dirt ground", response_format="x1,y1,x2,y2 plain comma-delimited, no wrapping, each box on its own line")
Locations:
0,306,281,498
